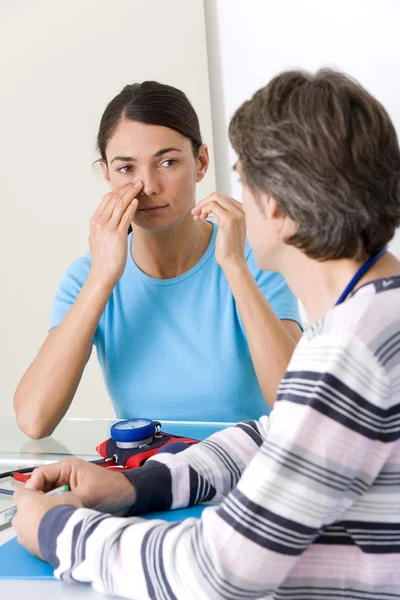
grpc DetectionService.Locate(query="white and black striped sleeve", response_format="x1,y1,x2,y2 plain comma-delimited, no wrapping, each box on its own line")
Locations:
122,418,270,515
37,332,395,599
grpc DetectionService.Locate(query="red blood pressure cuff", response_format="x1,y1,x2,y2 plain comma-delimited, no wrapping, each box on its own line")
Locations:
96,432,199,469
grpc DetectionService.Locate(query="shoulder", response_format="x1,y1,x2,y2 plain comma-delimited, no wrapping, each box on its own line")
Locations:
64,252,92,280
56,252,92,294
297,289,399,405
49,252,93,331
337,283,399,383
283,325,391,436
316,280,400,357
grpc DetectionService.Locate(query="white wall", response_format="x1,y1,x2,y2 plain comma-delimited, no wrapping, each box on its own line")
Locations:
205,0,400,258
1,0,215,417
3,0,400,420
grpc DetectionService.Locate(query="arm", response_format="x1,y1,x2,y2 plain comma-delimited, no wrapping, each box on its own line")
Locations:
14,182,142,439
14,276,113,439
30,332,390,599
24,417,270,513
192,193,301,408
123,417,270,514
223,260,301,407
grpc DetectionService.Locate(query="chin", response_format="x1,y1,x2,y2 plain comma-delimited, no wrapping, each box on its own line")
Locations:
253,246,278,272
133,215,181,234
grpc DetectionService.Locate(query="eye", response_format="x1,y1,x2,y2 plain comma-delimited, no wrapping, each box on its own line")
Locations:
117,165,134,174
160,159,177,168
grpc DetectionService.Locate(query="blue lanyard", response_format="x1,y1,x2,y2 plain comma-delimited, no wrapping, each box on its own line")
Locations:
335,248,387,306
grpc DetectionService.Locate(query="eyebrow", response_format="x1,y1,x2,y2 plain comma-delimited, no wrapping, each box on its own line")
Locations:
110,147,183,164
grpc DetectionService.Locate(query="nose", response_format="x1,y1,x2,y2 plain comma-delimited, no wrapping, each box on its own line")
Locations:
136,166,161,197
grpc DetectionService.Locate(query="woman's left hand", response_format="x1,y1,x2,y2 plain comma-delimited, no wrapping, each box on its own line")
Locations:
192,193,247,269
12,488,82,559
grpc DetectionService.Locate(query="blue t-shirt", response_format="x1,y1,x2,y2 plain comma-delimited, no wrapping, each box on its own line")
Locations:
49,223,301,422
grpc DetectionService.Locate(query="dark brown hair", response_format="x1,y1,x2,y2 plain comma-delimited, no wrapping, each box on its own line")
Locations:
229,69,400,260
97,81,203,234
97,81,203,162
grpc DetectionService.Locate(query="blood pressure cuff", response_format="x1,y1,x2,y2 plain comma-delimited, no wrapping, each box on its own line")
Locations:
96,432,199,469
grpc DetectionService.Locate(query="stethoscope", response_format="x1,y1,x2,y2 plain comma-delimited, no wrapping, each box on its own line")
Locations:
335,247,387,306
0,418,160,496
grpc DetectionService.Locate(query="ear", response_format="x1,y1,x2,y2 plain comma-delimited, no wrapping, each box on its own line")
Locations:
258,193,286,225
99,160,114,190
195,145,209,183
268,196,296,238
268,196,282,220
252,190,274,219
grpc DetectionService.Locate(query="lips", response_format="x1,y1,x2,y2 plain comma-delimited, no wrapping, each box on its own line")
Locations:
138,205,168,213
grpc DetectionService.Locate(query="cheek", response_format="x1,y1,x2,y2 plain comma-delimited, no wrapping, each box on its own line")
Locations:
246,212,260,244
242,189,257,226
242,190,265,247
108,172,130,190
167,168,196,206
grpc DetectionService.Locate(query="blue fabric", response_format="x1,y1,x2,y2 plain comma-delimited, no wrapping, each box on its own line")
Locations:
0,506,210,580
49,223,301,422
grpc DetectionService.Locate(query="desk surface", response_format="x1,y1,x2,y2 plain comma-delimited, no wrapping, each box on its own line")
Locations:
0,416,231,466
0,417,229,599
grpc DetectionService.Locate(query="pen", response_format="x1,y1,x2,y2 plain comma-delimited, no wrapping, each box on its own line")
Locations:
44,484,70,497
0,484,70,526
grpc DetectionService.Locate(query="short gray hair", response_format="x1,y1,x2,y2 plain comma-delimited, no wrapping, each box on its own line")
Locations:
229,69,400,260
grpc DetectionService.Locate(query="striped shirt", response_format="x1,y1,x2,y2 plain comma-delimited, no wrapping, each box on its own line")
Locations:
38,277,400,599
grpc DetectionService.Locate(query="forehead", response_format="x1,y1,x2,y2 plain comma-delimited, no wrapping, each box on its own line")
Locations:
105,119,190,158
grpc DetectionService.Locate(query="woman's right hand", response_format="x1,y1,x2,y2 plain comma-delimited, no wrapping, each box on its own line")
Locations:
89,181,143,285
25,457,137,516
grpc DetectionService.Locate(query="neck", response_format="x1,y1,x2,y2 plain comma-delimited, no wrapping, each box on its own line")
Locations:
131,212,213,279
282,248,400,325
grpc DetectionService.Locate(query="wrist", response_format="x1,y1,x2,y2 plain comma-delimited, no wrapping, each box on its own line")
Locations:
38,505,78,565
86,270,118,294
220,257,248,278
119,474,137,513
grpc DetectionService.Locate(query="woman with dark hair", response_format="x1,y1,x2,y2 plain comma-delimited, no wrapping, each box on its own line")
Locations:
14,68,400,599
14,81,301,438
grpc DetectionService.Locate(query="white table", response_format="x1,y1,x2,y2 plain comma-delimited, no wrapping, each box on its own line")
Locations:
0,417,229,599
